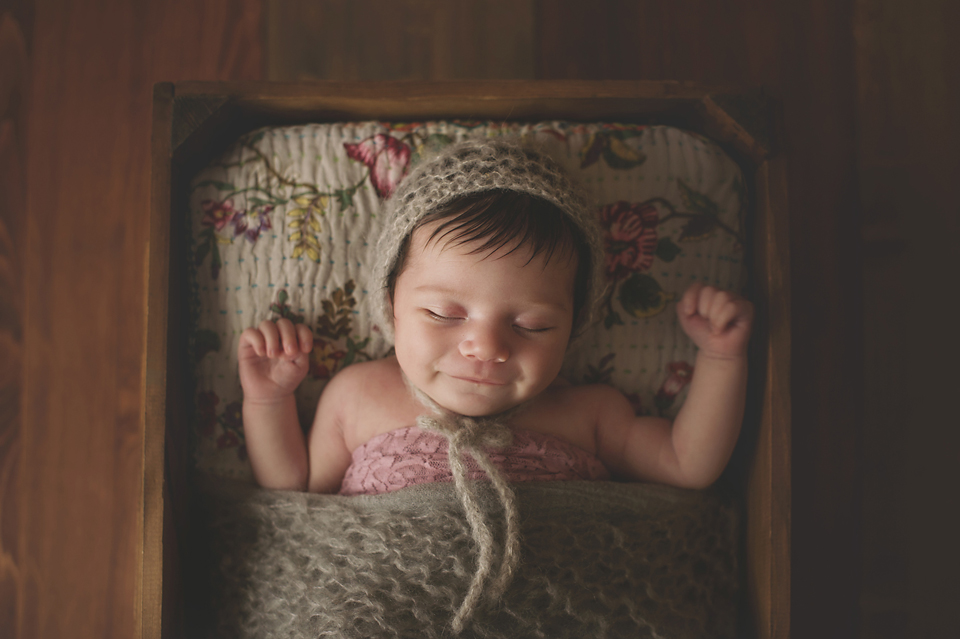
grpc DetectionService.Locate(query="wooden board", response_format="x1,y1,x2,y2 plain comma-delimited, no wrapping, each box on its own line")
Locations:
265,0,536,81
0,7,29,635
16,2,262,638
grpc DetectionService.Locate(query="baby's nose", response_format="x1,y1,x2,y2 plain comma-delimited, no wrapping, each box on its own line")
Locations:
459,324,510,363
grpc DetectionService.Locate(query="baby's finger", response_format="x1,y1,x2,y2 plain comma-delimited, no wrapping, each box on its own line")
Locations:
258,320,281,357
238,327,267,358
295,323,314,354
275,318,299,358
710,297,740,334
678,282,703,318
697,285,719,319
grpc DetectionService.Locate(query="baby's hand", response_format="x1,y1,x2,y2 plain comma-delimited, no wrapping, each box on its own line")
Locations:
238,319,314,402
677,283,754,360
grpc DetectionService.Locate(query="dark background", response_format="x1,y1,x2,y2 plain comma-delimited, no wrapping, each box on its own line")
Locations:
1,1,956,637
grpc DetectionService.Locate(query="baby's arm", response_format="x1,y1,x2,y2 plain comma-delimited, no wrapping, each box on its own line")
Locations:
238,318,314,490
595,284,753,488
305,366,356,493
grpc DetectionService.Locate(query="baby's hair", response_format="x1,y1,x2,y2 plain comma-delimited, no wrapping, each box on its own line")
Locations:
387,190,594,333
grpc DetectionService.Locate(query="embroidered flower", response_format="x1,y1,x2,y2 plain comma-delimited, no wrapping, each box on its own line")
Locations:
344,134,412,199
269,289,306,324
598,201,659,279
287,195,327,261
232,205,274,243
655,361,694,414
216,430,240,450
290,194,326,215
580,129,646,169
201,198,239,231
216,400,245,454
221,400,243,432
583,353,617,385
309,338,347,380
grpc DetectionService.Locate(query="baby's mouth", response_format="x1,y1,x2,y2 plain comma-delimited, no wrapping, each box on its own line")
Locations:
450,374,507,386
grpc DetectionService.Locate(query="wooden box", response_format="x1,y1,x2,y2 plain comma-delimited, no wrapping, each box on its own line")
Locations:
141,81,790,638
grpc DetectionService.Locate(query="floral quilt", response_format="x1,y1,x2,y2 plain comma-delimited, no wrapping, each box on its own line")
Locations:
188,121,747,479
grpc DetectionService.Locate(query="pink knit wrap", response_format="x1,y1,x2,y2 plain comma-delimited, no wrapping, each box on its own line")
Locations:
339,426,611,496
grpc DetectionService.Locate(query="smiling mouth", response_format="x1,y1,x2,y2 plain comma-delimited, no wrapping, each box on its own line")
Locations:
451,375,507,386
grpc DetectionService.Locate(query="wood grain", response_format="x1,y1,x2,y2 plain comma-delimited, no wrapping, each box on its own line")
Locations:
772,5,863,638
536,0,781,83
17,1,260,638
266,0,536,81
749,156,793,639
855,1,960,637
0,6,28,636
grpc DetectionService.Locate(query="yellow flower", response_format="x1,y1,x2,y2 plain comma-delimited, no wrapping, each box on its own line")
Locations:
288,195,328,261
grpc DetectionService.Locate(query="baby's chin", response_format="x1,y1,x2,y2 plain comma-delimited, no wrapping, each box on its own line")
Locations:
429,391,522,418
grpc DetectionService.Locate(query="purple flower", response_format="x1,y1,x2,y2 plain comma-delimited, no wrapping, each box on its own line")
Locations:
232,205,274,243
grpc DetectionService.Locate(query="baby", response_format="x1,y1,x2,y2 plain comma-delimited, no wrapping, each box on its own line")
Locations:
238,138,753,497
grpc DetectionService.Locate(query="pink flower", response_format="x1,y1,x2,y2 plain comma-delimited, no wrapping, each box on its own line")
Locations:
598,201,659,278
201,199,239,231
344,134,411,199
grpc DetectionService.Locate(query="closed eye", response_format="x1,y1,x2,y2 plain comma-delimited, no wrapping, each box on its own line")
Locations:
425,310,463,322
514,325,554,334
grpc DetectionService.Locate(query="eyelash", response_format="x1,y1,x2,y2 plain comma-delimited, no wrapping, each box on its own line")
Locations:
425,310,553,334
516,325,552,334
426,310,461,322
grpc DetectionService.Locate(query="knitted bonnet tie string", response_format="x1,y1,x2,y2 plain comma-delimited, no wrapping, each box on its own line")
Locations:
412,390,522,633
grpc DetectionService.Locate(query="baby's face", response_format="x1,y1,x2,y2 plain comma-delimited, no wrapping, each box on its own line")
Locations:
392,223,577,416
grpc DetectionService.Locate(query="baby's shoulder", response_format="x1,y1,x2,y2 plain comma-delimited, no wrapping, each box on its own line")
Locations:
517,383,630,454
525,382,629,426
320,357,409,415
322,356,403,396
318,356,418,449
546,380,627,408
546,382,637,427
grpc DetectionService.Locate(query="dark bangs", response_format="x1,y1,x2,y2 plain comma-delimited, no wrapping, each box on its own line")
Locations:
427,191,580,264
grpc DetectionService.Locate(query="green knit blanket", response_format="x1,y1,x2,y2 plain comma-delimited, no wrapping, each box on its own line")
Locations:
190,477,739,638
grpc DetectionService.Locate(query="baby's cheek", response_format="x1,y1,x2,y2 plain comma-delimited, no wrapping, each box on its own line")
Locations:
392,326,418,370
396,325,441,374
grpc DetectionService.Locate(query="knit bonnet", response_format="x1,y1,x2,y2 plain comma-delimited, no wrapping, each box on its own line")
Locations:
373,136,605,340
